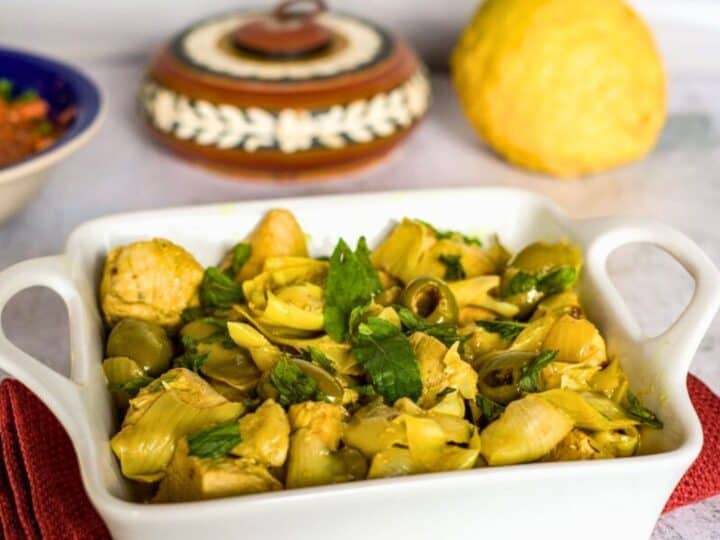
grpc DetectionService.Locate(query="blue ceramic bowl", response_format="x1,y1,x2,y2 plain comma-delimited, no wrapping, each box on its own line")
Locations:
0,47,104,222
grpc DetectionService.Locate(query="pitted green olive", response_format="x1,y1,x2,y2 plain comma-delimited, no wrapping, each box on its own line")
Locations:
400,276,458,324
476,351,537,404
106,319,173,376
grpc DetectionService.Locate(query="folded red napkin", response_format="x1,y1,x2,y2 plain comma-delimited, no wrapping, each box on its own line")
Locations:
0,376,718,538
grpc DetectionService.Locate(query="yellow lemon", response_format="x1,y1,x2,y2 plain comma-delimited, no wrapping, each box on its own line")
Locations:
451,0,666,178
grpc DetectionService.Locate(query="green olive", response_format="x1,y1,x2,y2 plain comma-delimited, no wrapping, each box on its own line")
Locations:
102,356,150,409
106,319,173,376
400,277,459,325
511,241,582,275
476,351,537,404
180,320,221,342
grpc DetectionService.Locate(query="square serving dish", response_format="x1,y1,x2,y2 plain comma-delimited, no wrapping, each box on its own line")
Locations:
0,188,718,540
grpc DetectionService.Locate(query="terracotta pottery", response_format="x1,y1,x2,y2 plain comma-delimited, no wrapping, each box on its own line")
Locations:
140,0,431,179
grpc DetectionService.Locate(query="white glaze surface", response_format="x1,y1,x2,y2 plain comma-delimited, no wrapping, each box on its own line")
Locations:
0,65,719,538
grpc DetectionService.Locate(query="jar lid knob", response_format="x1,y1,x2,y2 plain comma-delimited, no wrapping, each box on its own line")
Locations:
232,0,332,58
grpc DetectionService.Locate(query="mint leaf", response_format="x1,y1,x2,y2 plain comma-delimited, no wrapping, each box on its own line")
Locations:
108,376,153,397
476,320,527,341
270,358,326,407
306,347,336,374
324,238,381,342
438,254,466,281
517,350,558,393
175,336,209,372
200,267,244,308
476,394,505,424
537,266,577,294
502,272,537,297
187,421,241,459
351,317,422,403
625,391,663,429
230,243,252,276
396,306,464,347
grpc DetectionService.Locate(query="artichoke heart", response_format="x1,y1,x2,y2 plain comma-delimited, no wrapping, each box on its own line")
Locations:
231,399,289,467
230,209,309,282
198,342,261,392
111,369,244,482
242,257,327,333
537,389,638,431
227,322,284,372
372,219,497,284
343,400,407,458
449,276,519,318
410,333,478,407
154,439,282,502
542,315,607,366
403,415,479,473
480,395,573,466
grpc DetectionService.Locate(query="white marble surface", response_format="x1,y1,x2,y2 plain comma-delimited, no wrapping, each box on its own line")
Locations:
1,60,719,538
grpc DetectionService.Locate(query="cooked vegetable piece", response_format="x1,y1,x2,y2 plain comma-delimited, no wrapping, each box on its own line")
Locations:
410,333,477,406
480,395,573,466
416,219,483,247
324,237,381,342
400,277,459,325
542,315,606,366
537,389,638,431
107,319,173,376
232,399,290,466
343,400,407,458
103,356,153,401
232,209,308,281
100,239,203,330
154,439,281,502
448,276,519,318
110,369,244,482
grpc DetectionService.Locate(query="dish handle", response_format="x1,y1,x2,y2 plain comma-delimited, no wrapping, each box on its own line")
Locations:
0,255,87,439
572,217,720,378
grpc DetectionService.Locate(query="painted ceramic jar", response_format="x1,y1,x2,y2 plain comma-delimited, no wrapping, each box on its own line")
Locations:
140,0,431,178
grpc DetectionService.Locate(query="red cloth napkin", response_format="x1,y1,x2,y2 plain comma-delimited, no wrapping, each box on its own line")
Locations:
0,376,718,537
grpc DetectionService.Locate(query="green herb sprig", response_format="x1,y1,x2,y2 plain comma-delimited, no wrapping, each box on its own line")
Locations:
517,350,558,393
323,237,381,342
188,421,241,459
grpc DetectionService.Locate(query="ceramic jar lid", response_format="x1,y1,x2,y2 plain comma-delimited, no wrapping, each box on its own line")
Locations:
140,0,430,179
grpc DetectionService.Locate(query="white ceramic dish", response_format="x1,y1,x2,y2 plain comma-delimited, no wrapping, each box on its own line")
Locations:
0,188,718,540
